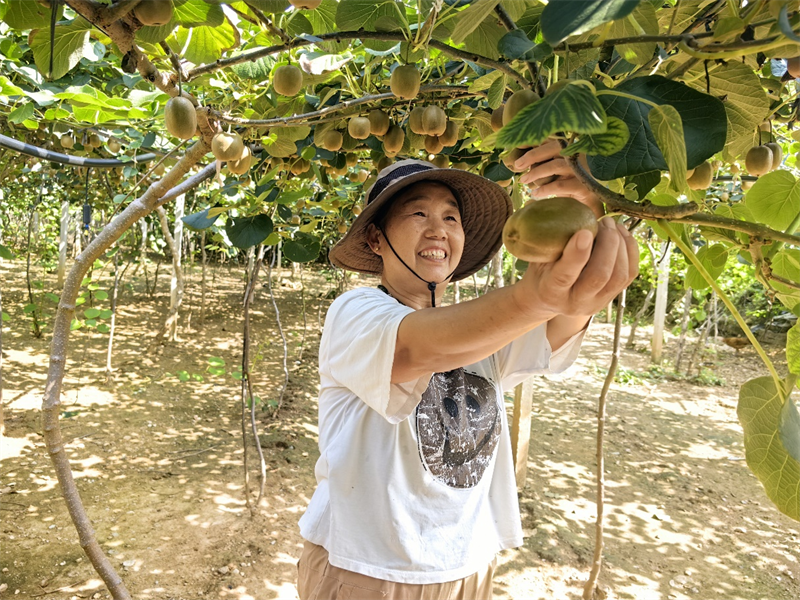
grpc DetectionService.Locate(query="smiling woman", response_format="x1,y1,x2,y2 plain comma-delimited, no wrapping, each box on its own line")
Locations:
296,154,638,599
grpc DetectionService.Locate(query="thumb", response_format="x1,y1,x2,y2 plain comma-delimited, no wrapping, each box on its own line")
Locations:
549,229,593,287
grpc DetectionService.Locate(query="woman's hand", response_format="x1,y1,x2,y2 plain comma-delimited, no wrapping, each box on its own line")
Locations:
514,140,605,219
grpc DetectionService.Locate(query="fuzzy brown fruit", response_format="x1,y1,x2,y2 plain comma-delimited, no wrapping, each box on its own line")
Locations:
503,197,599,263
273,65,304,96
60,135,75,149
390,65,420,100
745,145,773,176
289,0,321,8
348,116,371,140
503,89,538,126
491,106,504,132
438,121,459,147
432,155,449,169
345,152,358,167
211,132,244,162
503,147,528,173
107,139,121,154
165,96,197,140
228,146,252,175
686,161,713,190
135,0,174,26
765,141,783,171
408,106,427,135
383,125,405,155
424,135,443,155
368,109,390,136
322,130,343,152
422,106,447,136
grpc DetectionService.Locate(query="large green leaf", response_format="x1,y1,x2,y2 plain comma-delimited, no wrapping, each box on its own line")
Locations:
686,62,771,162
226,215,274,249
789,324,800,376
540,0,642,45
561,116,629,157
462,15,505,60
336,0,401,31
782,393,800,464
3,0,62,29
248,0,290,14
588,76,727,180
283,232,322,263
182,209,220,231
738,376,800,521
174,0,224,27
771,249,800,315
684,244,728,290
30,18,93,80
174,22,237,65
607,1,658,65
744,170,800,231
497,81,606,148
450,0,500,45
648,104,686,194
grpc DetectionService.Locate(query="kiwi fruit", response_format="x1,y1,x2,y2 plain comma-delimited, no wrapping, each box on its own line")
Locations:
741,178,755,191
503,89,539,126
503,147,528,173
88,133,101,148
376,155,393,171
745,145,773,176
438,121,459,147
491,106,505,132
107,139,121,154
60,135,75,149
211,132,244,162
686,160,713,190
503,197,599,263
765,141,783,170
290,157,311,175
356,170,369,183
424,135,443,155
322,130,343,151
165,96,197,140
273,65,304,96
228,146,252,175
368,109,390,136
348,116,371,140
289,0,321,8
432,155,449,169
153,162,166,177
383,125,405,155
409,106,427,135
390,65,421,100
345,152,358,167
729,163,740,175
135,0,174,26
422,106,447,136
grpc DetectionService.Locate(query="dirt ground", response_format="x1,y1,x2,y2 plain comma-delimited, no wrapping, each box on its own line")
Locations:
1,258,798,600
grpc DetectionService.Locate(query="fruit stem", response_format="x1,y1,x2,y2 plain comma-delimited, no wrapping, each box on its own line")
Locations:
659,219,784,398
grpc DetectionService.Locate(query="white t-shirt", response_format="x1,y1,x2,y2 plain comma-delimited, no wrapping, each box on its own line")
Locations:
298,287,585,584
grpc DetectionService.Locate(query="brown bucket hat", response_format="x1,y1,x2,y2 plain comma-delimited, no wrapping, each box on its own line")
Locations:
328,159,513,281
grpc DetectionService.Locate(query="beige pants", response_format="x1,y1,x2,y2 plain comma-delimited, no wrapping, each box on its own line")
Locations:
296,541,496,600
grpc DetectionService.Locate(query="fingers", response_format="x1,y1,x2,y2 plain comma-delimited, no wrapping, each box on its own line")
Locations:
519,157,573,186
546,228,594,291
514,140,563,171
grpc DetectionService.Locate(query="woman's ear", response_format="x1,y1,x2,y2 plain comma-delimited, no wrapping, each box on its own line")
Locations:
366,223,382,255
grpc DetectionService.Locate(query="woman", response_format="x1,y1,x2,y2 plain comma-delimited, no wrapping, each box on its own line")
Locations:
297,142,638,599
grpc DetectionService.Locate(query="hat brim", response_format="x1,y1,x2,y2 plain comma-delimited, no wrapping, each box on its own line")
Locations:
328,164,513,282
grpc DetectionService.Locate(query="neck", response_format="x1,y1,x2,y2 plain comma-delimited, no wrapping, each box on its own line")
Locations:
380,276,444,310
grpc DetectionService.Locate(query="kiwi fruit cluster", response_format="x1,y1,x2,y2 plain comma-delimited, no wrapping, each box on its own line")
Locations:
405,105,458,155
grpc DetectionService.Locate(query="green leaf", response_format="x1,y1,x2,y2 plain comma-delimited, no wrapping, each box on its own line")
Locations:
450,0,500,45
1,312,10,322
182,208,220,231
0,244,15,260
483,161,513,182
462,15,504,60
738,376,800,521
99,309,113,319
23,303,38,314
248,0,290,14
231,56,273,81
336,0,401,32
770,249,800,315
606,1,658,65
94,290,108,301
226,214,274,249
283,232,321,263
3,0,62,29
208,356,226,366
589,76,727,180
8,102,34,124
497,81,606,148
788,324,800,376
174,22,237,65
97,323,110,333
562,116,629,157
207,366,226,376
648,104,687,194
84,308,101,319
540,0,642,45
70,319,83,331
177,370,191,382
468,69,503,93
136,21,177,45
30,17,93,80
684,244,728,290
781,391,800,464
45,292,59,303
744,170,800,231
486,73,505,110
0,75,24,98
174,0,224,27
497,30,534,60
778,3,800,43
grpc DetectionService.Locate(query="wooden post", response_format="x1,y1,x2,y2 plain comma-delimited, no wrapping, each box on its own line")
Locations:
652,242,671,364
511,378,535,490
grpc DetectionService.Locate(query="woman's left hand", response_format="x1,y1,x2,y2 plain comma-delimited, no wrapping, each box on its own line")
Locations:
514,140,605,219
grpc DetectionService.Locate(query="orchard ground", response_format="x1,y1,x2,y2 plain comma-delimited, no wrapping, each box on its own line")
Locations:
1,259,798,600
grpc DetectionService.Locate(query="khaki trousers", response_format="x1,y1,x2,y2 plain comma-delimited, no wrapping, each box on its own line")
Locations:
296,541,496,600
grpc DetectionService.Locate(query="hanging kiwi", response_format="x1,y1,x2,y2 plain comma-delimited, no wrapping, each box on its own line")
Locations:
424,135,443,155
686,160,713,190
60,135,75,149
390,65,421,100
348,116,371,140
491,106,505,132
345,152,358,167
438,121,459,147
383,125,405,155
503,148,528,173
322,130,343,152
409,106,427,135
107,138,121,154
228,146,252,175
273,65,304,96
431,155,449,169
211,132,244,162
764,141,783,171
502,89,538,125
422,106,447,137
745,145,773,176
376,155,393,171
368,109,391,136
165,96,197,140
135,0,174,26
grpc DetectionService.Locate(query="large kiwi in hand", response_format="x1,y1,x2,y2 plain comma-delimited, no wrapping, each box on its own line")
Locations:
503,197,598,263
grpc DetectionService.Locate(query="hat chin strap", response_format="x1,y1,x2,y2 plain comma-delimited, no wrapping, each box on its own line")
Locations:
378,227,456,308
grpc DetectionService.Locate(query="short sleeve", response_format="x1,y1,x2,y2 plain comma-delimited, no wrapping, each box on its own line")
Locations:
494,321,588,390
319,288,432,424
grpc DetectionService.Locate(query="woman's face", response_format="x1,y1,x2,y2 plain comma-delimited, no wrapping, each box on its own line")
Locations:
370,181,465,292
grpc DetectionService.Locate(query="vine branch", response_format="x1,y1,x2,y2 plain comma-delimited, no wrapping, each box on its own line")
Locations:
494,4,545,96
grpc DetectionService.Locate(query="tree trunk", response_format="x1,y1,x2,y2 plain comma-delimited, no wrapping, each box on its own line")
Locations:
651,243,671,365
155,199,185,342
73,215,82,258
170,195,185,340
625,286,654,348
105,249,121,383
139,218,149,296
58,200,69,288
674,288,693,373
491,249,504,288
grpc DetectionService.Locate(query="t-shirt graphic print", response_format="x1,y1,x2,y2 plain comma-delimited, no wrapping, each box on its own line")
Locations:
416,368,501,489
